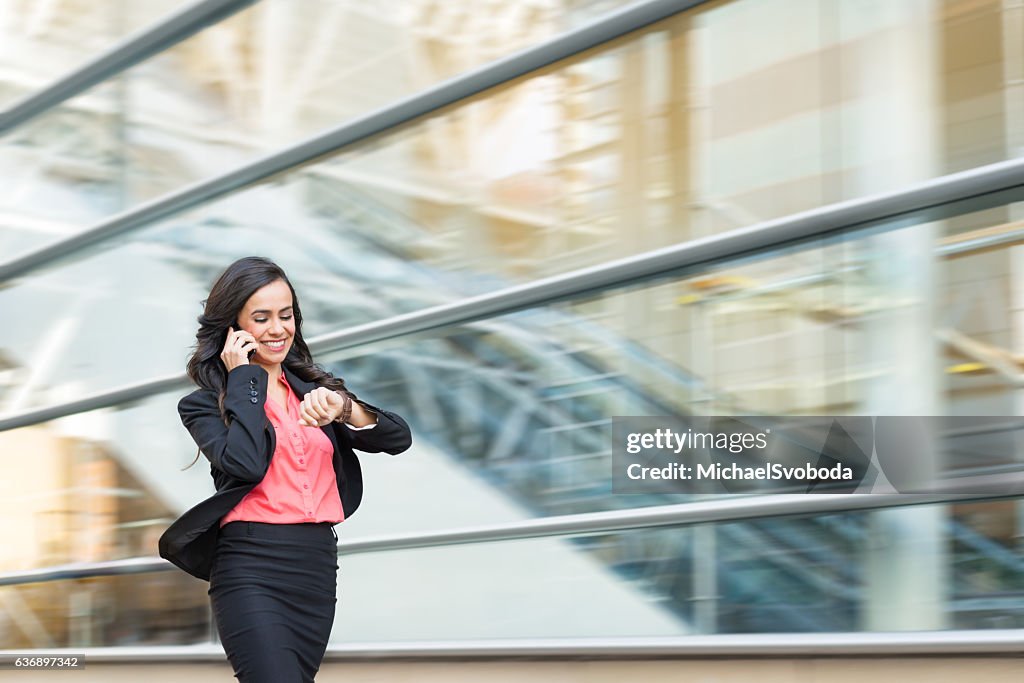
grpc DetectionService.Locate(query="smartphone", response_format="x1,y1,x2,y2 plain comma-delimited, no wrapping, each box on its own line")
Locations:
248,347,257,360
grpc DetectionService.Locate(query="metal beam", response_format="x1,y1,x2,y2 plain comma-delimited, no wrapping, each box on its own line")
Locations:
0,0,710,284
1,629,1024,658
0,0,260,136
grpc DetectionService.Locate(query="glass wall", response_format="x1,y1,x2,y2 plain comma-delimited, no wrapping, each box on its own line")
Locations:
0,0,1022,651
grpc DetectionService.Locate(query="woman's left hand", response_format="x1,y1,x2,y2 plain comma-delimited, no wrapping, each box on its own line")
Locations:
297,387,346,427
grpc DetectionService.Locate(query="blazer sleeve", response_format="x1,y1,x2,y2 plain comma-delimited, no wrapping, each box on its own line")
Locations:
177,365,273,482
337,398,412,455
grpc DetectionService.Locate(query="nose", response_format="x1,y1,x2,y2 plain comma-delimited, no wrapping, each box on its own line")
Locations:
270,319,286,336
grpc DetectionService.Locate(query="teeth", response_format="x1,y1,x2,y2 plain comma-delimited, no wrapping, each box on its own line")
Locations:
265,341,285,347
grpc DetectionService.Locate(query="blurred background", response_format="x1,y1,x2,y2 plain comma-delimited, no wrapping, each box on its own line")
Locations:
0,0,1022,680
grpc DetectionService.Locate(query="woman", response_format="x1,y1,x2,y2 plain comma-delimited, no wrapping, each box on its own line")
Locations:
159,256,412,682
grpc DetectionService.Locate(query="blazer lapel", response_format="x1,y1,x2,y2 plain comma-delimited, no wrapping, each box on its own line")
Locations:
282,364,313,399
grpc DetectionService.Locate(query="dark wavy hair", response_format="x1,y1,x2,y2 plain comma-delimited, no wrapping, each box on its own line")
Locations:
182,256,355,469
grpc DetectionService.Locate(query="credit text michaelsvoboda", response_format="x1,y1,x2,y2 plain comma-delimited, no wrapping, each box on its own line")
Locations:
626,462,854,480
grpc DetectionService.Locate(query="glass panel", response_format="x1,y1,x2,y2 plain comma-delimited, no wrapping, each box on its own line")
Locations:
0,572,210,648
0,376,1020,643
5,0,1020,243
0,397,211,648
4,198,1024,443
1,502,1019,646
332,504,1020,643
0,83,126,256
0,0,665,219
0,396,209,575
0,1,182,108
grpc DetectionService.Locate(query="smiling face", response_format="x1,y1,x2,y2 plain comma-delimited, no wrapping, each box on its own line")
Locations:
236,278,296,368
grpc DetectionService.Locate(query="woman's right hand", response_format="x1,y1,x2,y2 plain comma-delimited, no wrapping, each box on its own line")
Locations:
221,325,259,372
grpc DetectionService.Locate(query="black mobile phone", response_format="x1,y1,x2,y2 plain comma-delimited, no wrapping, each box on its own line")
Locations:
248,347,257,360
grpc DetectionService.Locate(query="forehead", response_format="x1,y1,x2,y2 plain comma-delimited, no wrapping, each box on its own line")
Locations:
242,279,293,313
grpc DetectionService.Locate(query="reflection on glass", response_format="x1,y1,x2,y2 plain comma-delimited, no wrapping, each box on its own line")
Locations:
1,501,1019,646
0,397,212,647
0,573,209,648
5,0,1020,248
0,1,182,108
4,205,1024,505
295,215,1020,523
0,87,126,250
331,505,1020,642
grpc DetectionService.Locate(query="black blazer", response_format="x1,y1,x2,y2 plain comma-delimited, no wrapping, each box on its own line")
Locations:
158,363,412,581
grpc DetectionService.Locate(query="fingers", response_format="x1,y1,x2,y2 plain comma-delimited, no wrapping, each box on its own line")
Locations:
298,388,334,427
310,388,332,423
298,403,323,426
298,395,316,426
221,326,258,370
228,328,256,351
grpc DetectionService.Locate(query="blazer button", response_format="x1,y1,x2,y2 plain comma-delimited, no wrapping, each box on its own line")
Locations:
250,378,257,384
250,397,258,404
249,389,258,396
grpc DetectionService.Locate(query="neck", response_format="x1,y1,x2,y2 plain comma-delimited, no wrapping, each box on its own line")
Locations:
253,361,283,383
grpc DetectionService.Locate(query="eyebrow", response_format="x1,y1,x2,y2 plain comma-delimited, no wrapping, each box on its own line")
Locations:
251,306,293,315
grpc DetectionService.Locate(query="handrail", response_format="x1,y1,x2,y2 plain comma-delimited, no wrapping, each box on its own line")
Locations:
0,629,1022,659
0,0,709,284
0,0,260,135
0,492,1014,587
4,157,1024,432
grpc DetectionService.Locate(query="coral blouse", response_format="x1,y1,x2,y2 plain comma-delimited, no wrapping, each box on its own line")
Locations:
220,372,346,526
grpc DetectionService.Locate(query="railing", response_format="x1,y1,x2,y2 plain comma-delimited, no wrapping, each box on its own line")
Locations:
1,628,1023,660
1,492,1018,587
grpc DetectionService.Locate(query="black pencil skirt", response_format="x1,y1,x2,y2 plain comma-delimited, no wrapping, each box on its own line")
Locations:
209,521,339,683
